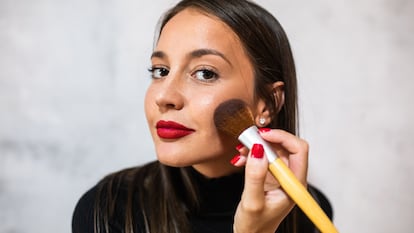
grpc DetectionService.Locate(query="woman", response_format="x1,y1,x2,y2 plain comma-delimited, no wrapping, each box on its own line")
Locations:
72,0,333,232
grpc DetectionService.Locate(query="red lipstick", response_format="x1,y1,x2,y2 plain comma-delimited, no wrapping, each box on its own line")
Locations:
156,120,195,139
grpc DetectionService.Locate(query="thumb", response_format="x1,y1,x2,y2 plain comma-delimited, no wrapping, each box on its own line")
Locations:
242,144,268,209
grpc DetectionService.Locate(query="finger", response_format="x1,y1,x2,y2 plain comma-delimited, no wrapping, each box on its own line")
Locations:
241,143,268,210
235,143,249,156
259,129,308,155
259,129,309,185
230,154,247,167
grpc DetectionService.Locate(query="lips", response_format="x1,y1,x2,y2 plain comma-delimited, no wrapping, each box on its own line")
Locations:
156,120,195,139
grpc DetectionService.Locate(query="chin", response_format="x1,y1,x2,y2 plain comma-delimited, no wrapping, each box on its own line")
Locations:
157,157,193,167
155,149,192,167
154,142,197,166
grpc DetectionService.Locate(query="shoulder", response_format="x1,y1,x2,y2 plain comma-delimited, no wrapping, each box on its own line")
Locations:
72,162,159,233
293,184,334,233
308,185,333,219
72,181,100,233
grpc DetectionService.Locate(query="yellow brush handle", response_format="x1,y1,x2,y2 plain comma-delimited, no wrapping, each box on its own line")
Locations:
269,158,339,233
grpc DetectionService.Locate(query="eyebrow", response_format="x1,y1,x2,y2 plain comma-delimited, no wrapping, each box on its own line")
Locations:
151,50,166,59
151,48,232,67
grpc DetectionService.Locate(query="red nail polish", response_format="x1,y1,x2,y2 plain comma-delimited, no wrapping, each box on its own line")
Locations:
230,154,241,165
251,144,264,158
236,143,244,150
258,128,271,133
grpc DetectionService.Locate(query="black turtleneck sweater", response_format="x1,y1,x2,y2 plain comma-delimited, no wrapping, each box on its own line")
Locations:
72,163,332,233
189,167,244,233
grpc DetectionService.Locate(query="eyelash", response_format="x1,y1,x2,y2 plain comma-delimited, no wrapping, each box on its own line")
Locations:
148,66,220,83
148,66,169,79
191,67,219,82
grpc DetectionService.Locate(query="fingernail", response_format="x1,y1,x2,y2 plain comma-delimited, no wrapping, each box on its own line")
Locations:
230,154,241,165
236,143,244,150
251,144,264,159
258,128,271,133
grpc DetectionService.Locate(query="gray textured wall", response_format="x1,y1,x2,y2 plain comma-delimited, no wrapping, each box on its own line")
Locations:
1,0,413,232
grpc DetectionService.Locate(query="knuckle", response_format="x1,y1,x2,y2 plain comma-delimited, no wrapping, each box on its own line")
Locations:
240,200,264,213
246,168,264,179
245,168,267,183
299,139,309,151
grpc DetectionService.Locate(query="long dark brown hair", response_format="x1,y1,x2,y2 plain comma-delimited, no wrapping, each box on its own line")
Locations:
92,0,299,232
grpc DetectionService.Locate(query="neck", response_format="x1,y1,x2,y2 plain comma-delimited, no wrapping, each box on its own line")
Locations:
192,156,243,178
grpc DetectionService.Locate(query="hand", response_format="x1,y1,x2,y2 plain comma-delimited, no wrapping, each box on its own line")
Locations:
231,128,309,233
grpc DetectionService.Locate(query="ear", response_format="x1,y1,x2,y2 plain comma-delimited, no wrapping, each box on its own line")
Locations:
254,81,285,127
254,98,271,127
272,81,285,113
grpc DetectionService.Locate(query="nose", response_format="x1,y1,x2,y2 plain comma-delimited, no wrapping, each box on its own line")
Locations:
155,75,184,112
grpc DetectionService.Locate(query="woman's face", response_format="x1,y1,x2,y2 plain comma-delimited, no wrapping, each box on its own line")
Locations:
145,8,258,177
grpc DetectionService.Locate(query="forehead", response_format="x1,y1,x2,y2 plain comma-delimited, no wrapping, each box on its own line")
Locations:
156,8,247,59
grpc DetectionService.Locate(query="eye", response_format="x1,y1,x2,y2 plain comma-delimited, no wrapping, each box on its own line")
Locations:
148,66,169,79
192,68,219,82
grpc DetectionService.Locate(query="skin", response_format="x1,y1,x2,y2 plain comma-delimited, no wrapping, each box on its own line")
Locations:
233,131,309,233
145,8,259,177
144,7,309,233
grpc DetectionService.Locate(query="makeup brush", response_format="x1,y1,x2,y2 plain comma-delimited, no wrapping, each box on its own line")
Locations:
214,99,339,233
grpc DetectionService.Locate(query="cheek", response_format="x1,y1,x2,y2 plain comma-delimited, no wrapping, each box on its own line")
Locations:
190,96,218,136
144,86,156,122
190,89,249,137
